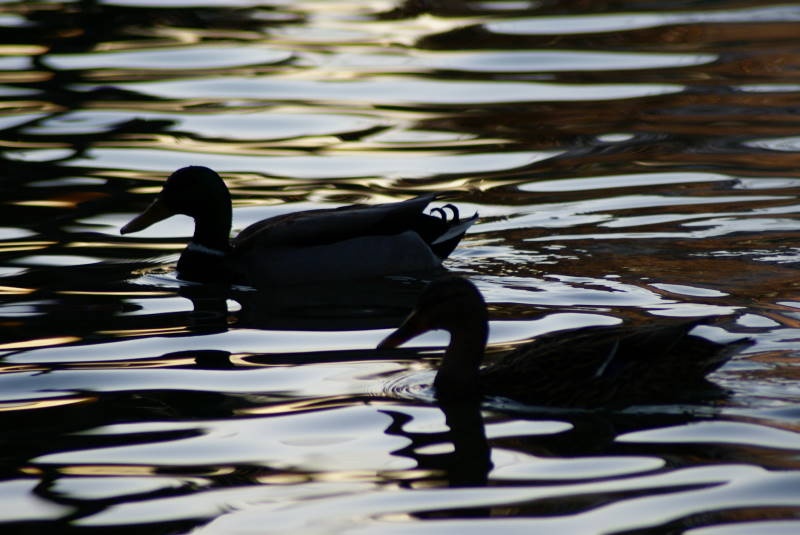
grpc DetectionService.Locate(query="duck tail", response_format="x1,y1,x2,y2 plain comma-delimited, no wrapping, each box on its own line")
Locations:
430,212,478,259
690,336,754,376
593,320,752,383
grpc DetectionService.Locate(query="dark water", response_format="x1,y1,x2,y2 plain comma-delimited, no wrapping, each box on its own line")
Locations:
2,0,800,533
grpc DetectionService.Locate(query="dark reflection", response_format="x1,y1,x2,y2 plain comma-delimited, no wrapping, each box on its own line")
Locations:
382,396,771,522
176,284,230,336
0,266,429,356
386,398,492,518
2,0,800,532
437,400,492,489
0,265,146,350
181,277,427,333
469,409,799,527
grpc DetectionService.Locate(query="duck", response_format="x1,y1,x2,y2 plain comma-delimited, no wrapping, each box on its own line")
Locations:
120,166,477,285
378,277,753,408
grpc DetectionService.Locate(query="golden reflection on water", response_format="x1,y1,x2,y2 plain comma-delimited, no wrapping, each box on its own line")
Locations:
0,72,52,83
0,243,53,253
56,466,161,477
0,285,35,295
12,200,82,208
57,290,174,296
98,326,192,337
0,397,95,412
69,357,197,369
0,364,48,374
0,45,47,55
228,354,273,367
74,243,184,252
1,0,800,533
0,336,81,350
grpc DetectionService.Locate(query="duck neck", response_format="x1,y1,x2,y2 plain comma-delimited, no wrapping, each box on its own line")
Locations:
191,208,232,253
177,206,233,283
434,320,488,399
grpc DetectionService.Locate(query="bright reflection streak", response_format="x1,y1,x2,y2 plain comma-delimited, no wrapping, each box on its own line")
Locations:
98,327,191,337
0,286,35,295
0,336,81,350
58,466,160,476
0,396,95,412
58,290,174,296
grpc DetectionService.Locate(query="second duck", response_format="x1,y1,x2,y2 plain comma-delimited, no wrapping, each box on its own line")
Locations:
379,277,752,408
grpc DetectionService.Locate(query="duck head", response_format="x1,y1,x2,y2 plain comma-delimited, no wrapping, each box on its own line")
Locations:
121,166,234,282
379,277,488,399
121,166,232,238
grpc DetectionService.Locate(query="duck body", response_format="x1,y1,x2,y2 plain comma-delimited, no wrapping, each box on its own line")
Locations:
121,166,477,285
476,320,746,407
379,277,752,408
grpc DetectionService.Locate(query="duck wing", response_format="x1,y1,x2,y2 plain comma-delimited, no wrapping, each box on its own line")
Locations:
480,320,751,407
232,193,475,258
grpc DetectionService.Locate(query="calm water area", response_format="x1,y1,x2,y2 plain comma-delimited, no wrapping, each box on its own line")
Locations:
2,0,800,533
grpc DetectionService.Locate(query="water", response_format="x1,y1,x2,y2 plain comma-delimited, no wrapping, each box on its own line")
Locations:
2,0,800,533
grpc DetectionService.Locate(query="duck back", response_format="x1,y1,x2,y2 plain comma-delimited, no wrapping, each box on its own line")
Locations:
479,321,752,408
236,231,443,286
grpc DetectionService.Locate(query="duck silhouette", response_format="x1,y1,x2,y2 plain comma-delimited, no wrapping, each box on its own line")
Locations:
379,277,752,408
121,166,476,285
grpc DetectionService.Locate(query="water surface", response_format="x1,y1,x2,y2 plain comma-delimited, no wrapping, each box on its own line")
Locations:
1,0,800,533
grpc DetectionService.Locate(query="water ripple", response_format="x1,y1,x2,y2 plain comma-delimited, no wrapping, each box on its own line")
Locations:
1,1,800,533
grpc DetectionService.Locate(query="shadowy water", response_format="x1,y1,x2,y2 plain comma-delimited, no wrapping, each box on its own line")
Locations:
1,0,800,533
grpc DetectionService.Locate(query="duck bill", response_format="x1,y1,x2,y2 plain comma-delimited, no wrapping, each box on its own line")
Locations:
120,196,172,235
378,309,429,349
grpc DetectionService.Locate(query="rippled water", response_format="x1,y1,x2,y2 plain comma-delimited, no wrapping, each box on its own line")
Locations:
2,0,800,533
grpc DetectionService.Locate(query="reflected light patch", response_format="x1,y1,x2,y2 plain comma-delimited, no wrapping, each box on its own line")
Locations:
0,245,49,253
12,255,100,267
256,473,312,484
13,200,78,208
71,357,196,369
59,290,174,296
0,364,47,374
59,466,159,476
19,467,42,476
0,396,95,412
98,326,190,337
128,186,165,194
4,148,75,162
0,336,81,350
0,45,47,55
12,192,108,209
0,285,35,295
69,242,183,251
0,241,55,250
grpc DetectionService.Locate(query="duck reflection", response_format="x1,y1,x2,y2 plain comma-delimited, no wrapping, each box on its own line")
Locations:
177,276,429,335
437,400,492,489
385,398,492,518
392,400,492,487
382,396,742,522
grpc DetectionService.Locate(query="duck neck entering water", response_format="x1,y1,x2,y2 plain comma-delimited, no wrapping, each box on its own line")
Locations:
434,316,489,399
